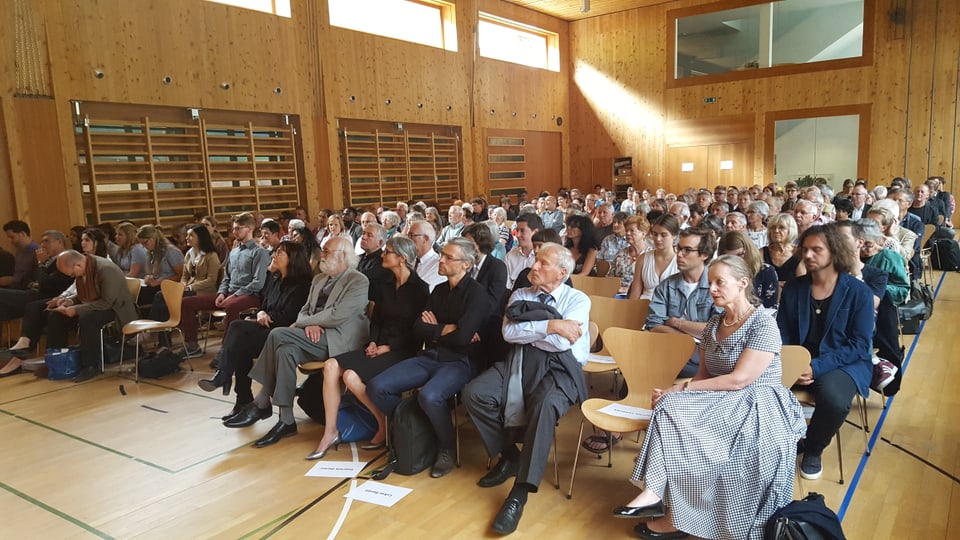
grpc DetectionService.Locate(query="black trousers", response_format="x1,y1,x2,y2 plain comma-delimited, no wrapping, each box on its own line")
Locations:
47,310,116,370
804,368,858,456
220,319,272,403
464,361,574,491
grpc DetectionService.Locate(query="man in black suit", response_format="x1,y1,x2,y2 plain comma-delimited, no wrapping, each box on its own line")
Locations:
463,222,509,372
849,184,871,220
356,222,391,301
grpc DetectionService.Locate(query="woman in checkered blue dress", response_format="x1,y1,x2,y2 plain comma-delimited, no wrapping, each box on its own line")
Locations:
613,256,805,540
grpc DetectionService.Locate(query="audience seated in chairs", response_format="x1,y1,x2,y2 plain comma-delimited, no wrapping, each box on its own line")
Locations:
615,255,804,540
778,224,875,481
645,227,719,378
564,214,599,277
44,250,138,382
287,222,322,273
608,214,651,295
148,224,221,334
464,242,591,535
717,231,779,309
355,222,392,300
408,219,447,292
504,213,543,290
179,212,270,356
198,241,312,420
627,214,679,300
305,235,430,460
112,222,148,278
200,215,230,264
225,236,369,449
367,237,491,479
1,229,73,376
135,225,184,307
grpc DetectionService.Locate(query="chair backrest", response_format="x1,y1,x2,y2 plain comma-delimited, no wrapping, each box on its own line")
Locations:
125,278,142,304
590,295,649,355
780,345,812,387
921,224,936,249
593,259,611,277
571,274,621,297
588,320,600,349
159,280,187,326
602,327,695,408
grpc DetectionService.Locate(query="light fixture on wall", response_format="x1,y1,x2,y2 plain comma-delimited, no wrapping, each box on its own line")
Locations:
580,0,590,14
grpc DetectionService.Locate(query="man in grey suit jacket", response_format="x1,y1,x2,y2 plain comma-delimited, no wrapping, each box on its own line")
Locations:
229,237,369,448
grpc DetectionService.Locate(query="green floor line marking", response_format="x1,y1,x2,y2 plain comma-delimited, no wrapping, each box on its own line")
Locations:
0,381,90,406
0,480,115,539
237,508,299,540
1,410,178,474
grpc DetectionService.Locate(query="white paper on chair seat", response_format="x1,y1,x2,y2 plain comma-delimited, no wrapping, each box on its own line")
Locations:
305,461,367,478
588,353,616,364
597,403,653,420
344,480,412,507
802,405,815,419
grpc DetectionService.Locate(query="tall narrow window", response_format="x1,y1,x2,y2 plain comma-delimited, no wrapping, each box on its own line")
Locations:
478,13,559,72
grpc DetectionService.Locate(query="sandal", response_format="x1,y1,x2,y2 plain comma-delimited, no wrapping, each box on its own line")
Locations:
582,432,622,454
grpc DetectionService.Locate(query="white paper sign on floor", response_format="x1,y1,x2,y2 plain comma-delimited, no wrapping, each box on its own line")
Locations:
344,480,413,508
305,461,367,478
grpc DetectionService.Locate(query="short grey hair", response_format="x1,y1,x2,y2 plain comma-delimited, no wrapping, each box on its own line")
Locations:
42,230,67,244
387,235,417,271
327,236,359,268
363,222,386,245
447,237,476,270
539,242,574,276
448,205,463,217
669,202,690,218
408,219,436,243
725,212,747,226
857,218,886,242
491,207,507,221
747,201,770,216
381,210,401,229
872,186,888,200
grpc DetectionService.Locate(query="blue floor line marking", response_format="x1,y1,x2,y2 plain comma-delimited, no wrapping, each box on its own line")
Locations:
836,271,947,521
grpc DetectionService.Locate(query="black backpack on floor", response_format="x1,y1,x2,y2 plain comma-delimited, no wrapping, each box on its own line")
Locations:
931,238,960,271
764,492,846,540
296,373,326,424
373,394,437,479
138,349,183,379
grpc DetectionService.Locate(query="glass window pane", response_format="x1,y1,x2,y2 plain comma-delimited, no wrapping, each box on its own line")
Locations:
329,0,446,50
772,0,863,65
677,5,762,78
479,19,548,70
774,115,859,190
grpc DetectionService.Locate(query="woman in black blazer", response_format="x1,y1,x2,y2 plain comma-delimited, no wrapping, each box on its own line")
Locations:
198,241,313,421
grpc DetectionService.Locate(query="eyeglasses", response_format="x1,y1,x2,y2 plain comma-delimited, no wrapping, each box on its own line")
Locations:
439,253,469,262
677,246,700,256
409,233,428,239
383,249,397,256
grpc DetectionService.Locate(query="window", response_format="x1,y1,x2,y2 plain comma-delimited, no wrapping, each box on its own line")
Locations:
478,13,559,72
673,0,865,80
204,0,291,17
328,0,457,52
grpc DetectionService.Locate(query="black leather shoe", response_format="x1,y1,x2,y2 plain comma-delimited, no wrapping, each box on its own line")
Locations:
253,421,297,448
491,496,524,535
634,523,688,539
430,449,456,478
223,403,271,428
613,500,665,519
221,400,252,421
72,366,100,383
478,456,519,487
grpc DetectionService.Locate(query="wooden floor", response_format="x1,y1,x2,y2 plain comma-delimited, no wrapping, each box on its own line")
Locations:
2,271,960,539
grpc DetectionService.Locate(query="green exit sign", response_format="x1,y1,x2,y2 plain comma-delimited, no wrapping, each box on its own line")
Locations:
703,97,717,103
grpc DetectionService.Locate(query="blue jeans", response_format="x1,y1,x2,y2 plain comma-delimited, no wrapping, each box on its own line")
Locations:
367,350,472,450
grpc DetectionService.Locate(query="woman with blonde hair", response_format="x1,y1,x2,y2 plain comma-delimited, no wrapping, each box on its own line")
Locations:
114,222,148,278
137,225,184,305
320,214,351,248
762,213,800,283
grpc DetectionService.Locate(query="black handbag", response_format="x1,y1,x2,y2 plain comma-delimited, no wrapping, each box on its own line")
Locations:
765,492,846,540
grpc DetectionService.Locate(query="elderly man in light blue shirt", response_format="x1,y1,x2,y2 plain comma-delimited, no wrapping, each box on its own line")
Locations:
464,243,589,535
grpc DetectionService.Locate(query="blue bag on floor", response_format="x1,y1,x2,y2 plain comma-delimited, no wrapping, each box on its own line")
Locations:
337,394,378,443
45,347,80,380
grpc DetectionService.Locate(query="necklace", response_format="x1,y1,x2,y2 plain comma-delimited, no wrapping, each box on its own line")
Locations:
722,305,755,327
812,298,827,315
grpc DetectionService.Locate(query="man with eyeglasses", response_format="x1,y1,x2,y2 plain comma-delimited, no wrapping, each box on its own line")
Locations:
179,212,270,356
793,200,820,236
367,237,491,479
784,181,800,204
353,211,378,254
407,220,447,292
849,185,871,220
645,227,719,378
229,236,369,447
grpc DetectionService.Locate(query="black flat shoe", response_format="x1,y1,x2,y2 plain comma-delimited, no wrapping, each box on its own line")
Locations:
491,496,524,535
613,501,666,519
360,440,386,451
254,421,297,448
197,370,232,395
478,456,519,488
223,403,271,428
0,366,23,378
633,523,688,539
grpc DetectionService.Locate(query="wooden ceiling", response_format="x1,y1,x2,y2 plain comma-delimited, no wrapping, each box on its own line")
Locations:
500,0,679,21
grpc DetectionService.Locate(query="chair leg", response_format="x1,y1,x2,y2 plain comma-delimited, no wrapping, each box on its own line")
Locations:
858,395,870,455
99,327,106,374
451,400,461,468
119,336,125,376
836,434,844,485
566,420,585,499
175,328,193,372
552,431,560,490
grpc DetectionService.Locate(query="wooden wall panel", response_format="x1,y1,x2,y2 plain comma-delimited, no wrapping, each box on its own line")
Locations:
569,0,960,193
11,98,72,235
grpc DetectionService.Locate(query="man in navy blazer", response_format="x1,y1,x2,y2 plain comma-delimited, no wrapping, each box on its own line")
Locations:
778,223,875,481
